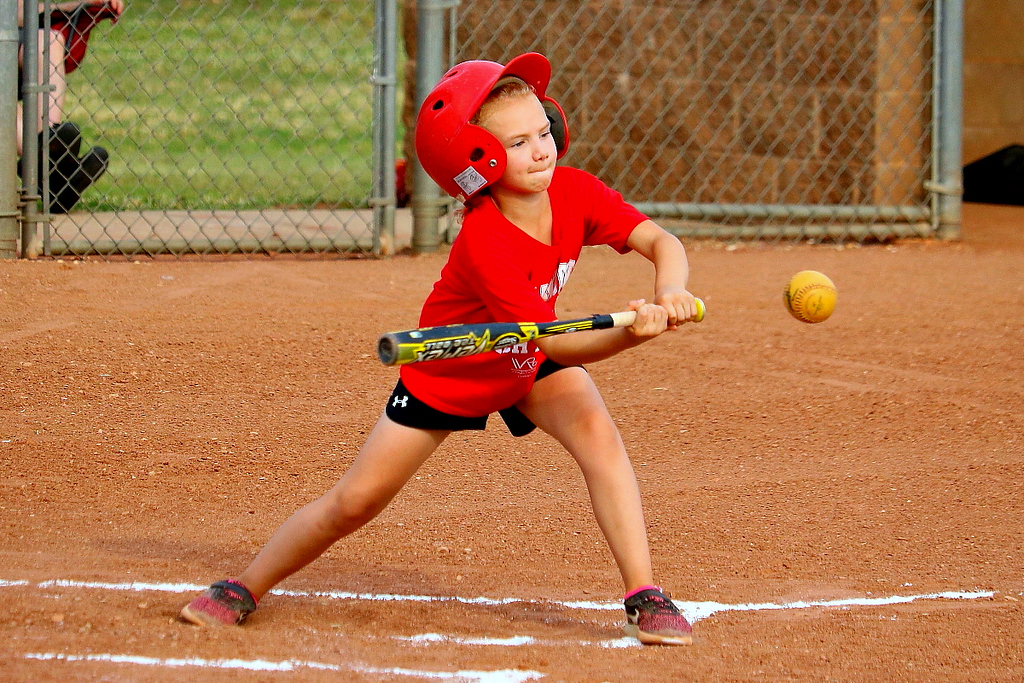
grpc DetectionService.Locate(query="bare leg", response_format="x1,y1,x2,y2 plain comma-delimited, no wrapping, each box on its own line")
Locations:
515,368,654,592
16,44,25,156
45,30,67,127
236,414,449,600
16,109,23,157
15,31,67,156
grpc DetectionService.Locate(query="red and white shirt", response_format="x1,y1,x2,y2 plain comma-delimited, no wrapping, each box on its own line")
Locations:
400,167,647,417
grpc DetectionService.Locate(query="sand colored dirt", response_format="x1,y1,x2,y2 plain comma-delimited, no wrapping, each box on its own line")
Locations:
1,204,1023,681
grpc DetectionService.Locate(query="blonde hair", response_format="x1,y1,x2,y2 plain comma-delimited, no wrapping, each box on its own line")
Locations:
471,77,537,127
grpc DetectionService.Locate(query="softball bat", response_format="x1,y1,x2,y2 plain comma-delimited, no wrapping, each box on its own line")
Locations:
377,298,705,366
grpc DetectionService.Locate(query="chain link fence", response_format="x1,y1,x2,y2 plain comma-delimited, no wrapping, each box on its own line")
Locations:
3,0,962,258
452,0,955,242
8,0,397,258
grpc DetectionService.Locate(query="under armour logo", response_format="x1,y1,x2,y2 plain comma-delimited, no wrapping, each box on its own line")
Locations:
392,395,409,408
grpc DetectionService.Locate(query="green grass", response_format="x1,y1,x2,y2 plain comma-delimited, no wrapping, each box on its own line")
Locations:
64,0,404,212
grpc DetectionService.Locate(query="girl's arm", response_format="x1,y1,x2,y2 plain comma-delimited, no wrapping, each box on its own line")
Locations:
535,220,698,365
625,219,698,327
535,299,668,366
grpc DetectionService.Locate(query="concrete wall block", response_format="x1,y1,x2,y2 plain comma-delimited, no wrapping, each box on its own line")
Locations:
736,84,817,158
580,72,703,156
569,142,631,189
875,15,930,93
629,5,701,76
872,163,926,204
456,3,546,59
777,15,877,90
691,153,781,204
876,0,932,22
962,61,1003,127
543,3,629,68
874,90,927,164
582,74,633,146
778,158,872,205
999,64,1024,126
630,144,698,199
963,0,1024,163
701,9,778,83
574,141,702,201
658,81,736,154
713,1,875,17
965,0,1024,61
818,90,876,161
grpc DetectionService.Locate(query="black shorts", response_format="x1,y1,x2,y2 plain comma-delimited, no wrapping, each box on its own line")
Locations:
385,359,576,437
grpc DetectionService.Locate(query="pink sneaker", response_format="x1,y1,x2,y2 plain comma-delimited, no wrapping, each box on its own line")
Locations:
180,579,258,626
623,587,693,645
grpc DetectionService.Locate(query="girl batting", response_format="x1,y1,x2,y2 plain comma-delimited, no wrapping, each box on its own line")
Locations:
182,52,699,645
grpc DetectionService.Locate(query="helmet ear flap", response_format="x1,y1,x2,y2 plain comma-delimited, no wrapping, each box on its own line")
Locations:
542,98,570,158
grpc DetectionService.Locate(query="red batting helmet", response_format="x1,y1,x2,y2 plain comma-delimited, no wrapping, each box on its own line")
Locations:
414,52,570,202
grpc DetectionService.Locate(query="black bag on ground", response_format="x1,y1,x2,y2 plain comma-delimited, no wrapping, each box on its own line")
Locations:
962,144,1024,206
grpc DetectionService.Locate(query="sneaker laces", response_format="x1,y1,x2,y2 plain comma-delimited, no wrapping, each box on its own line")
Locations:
639,592,680,614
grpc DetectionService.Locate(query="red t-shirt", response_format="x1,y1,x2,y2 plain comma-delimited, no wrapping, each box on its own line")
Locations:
400,167,647,417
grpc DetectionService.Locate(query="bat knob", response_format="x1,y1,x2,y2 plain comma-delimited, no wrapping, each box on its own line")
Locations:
694,297,705,323
377,335,399,366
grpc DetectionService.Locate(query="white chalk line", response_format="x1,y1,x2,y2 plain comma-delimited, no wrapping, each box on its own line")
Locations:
10,577,996,679
22,653,542,682
6,577,994,624
396,634,639,649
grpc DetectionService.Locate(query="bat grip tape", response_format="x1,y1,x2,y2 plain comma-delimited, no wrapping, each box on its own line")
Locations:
607,311,638,328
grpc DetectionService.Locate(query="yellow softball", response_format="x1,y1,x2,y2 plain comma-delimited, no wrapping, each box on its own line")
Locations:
783,270,837,323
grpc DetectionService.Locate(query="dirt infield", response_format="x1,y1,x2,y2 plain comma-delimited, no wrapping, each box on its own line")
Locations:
2,204,1022,681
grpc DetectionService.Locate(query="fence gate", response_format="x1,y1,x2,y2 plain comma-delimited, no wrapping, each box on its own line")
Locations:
25,0,396,258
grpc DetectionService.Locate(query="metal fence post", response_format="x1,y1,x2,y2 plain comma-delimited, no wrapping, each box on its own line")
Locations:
372,0,398,255
410,0,454,254
19,0,45,258
934,0,963,240
0,0,19,258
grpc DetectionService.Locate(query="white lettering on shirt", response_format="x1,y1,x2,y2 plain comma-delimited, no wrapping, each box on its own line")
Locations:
495,341,533,356
538,259,576,301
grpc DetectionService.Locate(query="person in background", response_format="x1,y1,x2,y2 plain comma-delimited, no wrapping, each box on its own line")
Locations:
15,0,122,213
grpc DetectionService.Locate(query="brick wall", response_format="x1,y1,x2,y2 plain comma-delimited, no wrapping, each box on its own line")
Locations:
406,1,933,206
963,0,1024,164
